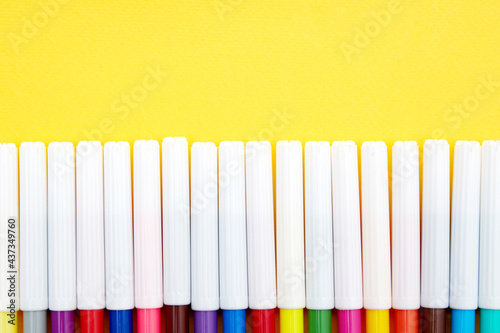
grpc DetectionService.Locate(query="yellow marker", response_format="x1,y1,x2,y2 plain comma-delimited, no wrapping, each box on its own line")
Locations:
361,143,392,333
1,312,18,333
366,310,390,333
276,142,306,333
280,309,303,333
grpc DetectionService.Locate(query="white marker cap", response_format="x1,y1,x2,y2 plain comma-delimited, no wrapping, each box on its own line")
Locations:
48,142,77,311
392,141,420,310
246,141,277,310
332,141,363,310
479,141,500,310
219,141,249,310
133,140,163,309
191,142,219,311
104,142,134,310
76,141,105,310
0,143,19,311
276,140,305,309
421,140,450,309
361,142,391,310
162,137,190,306
305,141,334,310
450,141,481,310
20,142,48,311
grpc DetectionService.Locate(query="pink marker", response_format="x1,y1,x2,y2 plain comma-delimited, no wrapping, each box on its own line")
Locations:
133,140,163,333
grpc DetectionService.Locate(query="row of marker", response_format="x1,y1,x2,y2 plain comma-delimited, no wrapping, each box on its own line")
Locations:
0,139,499,333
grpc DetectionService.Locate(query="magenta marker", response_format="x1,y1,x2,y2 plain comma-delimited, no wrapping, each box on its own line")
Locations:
331,142,363,333
48,142,77,333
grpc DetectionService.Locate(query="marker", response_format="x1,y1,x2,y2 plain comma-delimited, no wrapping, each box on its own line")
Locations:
392,142,420,333
104,142,134,333
245,141,277,333
133,140,163,333
191,142,219,333
479,141,500,332
450,141,481,333
331,141,363,333
304,142,334,333
219,141,249,333
0,144,19,333
162,137,191,333
421,140,450,333
76,142,106,333
48,142,77,333
19,143,48,333
361,142,391,333
276,141,305,333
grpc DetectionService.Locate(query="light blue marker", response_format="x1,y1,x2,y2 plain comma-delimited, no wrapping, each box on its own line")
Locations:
449,141,481,333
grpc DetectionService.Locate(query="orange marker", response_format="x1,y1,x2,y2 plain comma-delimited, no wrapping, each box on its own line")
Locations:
392,142,420,333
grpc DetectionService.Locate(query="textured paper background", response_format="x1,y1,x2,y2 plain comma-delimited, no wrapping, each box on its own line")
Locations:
1,1,499,147
1,0,499,332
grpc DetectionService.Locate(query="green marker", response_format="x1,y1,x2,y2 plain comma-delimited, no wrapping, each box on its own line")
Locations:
309,310,332,333
304,142,334,333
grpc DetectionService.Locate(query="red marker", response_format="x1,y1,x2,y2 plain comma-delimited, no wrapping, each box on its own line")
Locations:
246,141,277,333
76,141,105,333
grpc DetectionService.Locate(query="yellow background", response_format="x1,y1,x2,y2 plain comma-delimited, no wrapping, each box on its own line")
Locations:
1,0,499,147
1,0,499,332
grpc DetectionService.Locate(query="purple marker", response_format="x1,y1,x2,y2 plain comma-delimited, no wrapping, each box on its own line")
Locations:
191,143,219,333
48,143,77,333
51,311,75,333
194,311,218,333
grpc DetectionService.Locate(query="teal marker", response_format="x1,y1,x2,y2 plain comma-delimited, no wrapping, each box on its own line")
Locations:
478,141,500,333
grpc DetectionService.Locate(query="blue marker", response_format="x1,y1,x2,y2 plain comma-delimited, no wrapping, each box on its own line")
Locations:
104,142,135,333
219,141,248,333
